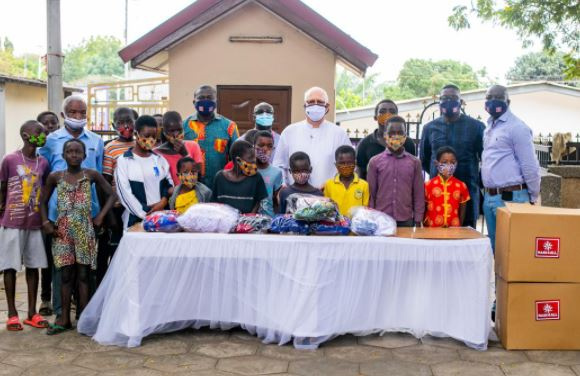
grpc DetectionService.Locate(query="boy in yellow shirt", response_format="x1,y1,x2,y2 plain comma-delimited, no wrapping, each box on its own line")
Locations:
323,145,370,217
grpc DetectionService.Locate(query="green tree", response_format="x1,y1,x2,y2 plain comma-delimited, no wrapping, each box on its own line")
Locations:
0,38,46,80
3,37,14,53
448,0,580,78
335,69,386,110
506,51,568,82
63,36,124,83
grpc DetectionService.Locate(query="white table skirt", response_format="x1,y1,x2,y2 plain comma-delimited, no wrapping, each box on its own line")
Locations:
78,232,493,350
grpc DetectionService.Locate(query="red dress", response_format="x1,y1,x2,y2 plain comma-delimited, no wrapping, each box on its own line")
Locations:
424,175,470,227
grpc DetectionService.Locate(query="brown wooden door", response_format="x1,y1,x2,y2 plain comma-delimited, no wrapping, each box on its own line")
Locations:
217,85,292,135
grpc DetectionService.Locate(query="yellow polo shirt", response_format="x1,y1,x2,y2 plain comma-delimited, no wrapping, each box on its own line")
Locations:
323,174,370,217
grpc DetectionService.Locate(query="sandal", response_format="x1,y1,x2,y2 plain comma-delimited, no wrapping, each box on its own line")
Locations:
46,322,73,336
6,316,23,331
39,301,53,316
23,314,49,329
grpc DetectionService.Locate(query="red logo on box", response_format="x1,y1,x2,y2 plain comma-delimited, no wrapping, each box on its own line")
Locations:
536,300,560,321
535,237,560,258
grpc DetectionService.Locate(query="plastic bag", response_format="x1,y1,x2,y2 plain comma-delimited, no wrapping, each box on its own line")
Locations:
350,207,397,236
287,194,339,222
143,210,182,232
269,214,310,235
235,214,272,234
310,216,351,236
177,203,240,233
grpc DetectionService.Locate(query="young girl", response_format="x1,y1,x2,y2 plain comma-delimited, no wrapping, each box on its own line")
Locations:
155,111,202,186
278,151,323,214
211,140,268,214
169,157,212,214
40,139,116,334
424,146,470,227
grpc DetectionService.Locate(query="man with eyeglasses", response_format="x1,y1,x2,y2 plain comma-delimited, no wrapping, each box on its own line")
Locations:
419,84,485,228
481,85,540,251
356,99,416,180
273,87,351,188
240,102,280,163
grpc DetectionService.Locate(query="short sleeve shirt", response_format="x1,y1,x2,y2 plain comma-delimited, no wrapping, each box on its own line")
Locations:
424,175,470,227
257,165,283,217
323,174,370,217
211,171,268,214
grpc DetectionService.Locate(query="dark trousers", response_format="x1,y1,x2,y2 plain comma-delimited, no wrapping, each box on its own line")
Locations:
40,234,53,302
397,220,416,228
96,206,124,287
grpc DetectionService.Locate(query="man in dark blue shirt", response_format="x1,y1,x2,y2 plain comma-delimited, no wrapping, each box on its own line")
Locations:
419,85,485,228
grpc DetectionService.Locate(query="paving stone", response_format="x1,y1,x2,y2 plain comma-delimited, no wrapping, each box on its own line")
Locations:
573,365,580,376
324,344,391,363
0,363,24,376
358,333,419,349
217,355,288,375
2,347,80,369
21,364,97,376
127,338,189,356
0,329,65,351
420,336,469,350
392,344,459,365
58,334,114,353
432,360,503,376
502,362,576,376
459,347,528,365
195,341,258,358
360,360,431,376
526,351,580,366
99,368,165,376
258,345,323,361
144,353,216,373
229,329,263,344
189,330,231,343
319,334,358,348
289,358,359,376
184,370,238,376
73,350,145,371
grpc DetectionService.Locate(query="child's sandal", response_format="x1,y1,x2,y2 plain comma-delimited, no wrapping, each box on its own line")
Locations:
23,314,49,329
6,316,23,331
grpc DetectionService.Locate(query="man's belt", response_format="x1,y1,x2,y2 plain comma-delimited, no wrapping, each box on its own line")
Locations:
485,184,527,196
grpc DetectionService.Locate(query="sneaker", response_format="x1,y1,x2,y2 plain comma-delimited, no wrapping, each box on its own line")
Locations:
39,301,53,316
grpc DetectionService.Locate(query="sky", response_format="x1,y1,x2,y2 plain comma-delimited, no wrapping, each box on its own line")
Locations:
0,0,542,84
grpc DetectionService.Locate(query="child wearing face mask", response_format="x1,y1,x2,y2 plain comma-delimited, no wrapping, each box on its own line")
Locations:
324,145,369,217
211,140,268,214
277,152,323,214
169,157,212,214
252,131,283,217
424,146,470,228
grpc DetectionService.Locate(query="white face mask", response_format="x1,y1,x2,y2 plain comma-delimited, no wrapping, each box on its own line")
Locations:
305,105,326,122
64,116,87,130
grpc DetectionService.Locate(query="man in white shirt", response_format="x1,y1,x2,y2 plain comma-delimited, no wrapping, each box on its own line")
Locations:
273,87,351,188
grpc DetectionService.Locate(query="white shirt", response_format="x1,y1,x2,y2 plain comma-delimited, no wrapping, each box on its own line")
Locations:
273,119,352,188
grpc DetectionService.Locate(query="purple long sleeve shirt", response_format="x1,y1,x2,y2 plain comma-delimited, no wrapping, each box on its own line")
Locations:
367,150,425,222
481,109,541,202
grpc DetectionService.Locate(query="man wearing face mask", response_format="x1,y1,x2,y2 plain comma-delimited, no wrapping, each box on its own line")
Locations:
240,102,280,163
481,85,540,251
273,87,351,188
419,84,485,228
38,95,104,320
356,99,416,180
183,85,239,188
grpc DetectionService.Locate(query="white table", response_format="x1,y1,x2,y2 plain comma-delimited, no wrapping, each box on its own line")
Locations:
78,232,493,350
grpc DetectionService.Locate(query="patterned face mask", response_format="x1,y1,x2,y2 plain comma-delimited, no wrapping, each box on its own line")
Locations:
385,135,406,151
237,158,257,176
166,132,184,144
255,147,271,163
25,132,46,147
377,112,395,126
292,172,310,185
336,163,355,177
178,172,198,188
437,162,457,177
136,134,157,151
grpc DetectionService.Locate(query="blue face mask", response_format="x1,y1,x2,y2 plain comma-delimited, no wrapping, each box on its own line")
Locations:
255,113,274,127
195,100,216,116
440,100,461,118
485,99,508,119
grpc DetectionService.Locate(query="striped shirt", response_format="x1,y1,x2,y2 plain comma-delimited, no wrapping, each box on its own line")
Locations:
103,139,135,177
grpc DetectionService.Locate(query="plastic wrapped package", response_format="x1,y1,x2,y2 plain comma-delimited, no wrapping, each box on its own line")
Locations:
143,210,182,232
177,203,240,233
235,214,272,234
286,194,339,222
310,216,351,236
269,215,310,235
350,207,397,236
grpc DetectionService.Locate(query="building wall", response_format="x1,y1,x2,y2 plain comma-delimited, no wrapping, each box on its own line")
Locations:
168,1,336,125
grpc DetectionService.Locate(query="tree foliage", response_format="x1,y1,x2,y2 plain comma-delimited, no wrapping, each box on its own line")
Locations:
506,51,568,82
448,0,580,78
63,36,124,83
0,37,46,80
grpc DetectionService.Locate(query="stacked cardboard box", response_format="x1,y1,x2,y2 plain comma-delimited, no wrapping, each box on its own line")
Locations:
495,203,580,349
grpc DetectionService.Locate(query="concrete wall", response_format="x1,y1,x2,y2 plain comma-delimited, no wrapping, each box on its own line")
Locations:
168,1,336,125
542,166,580,208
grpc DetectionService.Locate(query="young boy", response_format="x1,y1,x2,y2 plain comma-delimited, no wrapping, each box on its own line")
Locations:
37,111,60,134
424,146,470,227
253,131,283,217
0,121,50,331
367,116,425,227
169,157,212,214
323,145,369,217
278,151,323,214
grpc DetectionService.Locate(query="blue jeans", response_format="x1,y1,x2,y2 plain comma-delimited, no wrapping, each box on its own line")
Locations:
483,189,530,252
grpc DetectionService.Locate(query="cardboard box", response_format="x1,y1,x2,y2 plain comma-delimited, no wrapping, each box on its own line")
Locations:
396,227,484,240
496,277,580,350
496,203,580,282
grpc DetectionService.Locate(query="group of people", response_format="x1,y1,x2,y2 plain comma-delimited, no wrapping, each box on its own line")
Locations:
0,82,540,334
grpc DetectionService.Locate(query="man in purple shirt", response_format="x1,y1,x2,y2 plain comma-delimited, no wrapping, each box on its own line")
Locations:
481,85,541,251
367,116,425,227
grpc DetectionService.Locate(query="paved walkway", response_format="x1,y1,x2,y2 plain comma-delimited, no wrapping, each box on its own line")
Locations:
1,275,579,376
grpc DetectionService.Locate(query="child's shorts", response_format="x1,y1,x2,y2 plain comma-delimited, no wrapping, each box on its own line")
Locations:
0,227,47,271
